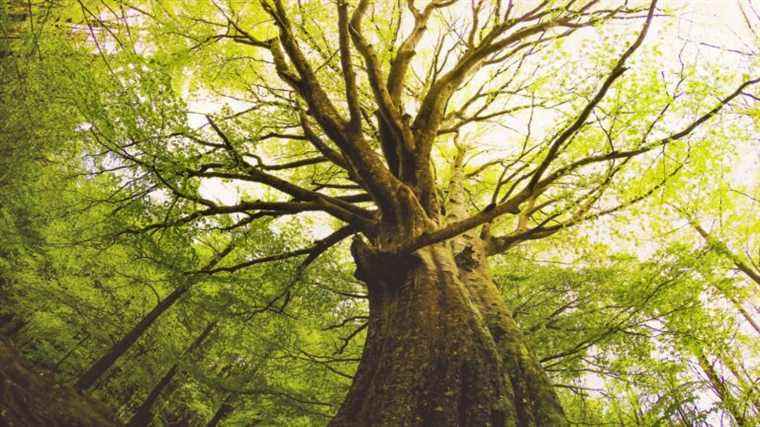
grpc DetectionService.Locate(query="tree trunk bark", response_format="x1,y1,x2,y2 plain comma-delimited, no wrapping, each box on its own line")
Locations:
329,238,565,426
457,240,566,426
75,285,187,392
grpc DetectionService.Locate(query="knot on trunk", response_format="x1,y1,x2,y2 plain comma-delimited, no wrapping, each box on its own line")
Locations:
454,245,480,271
351,238,420,293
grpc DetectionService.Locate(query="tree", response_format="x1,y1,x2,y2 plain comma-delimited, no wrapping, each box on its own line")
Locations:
41,0,759,424
3,0,759,425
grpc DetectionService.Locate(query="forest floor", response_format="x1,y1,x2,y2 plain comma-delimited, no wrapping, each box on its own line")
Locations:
0,337,121,426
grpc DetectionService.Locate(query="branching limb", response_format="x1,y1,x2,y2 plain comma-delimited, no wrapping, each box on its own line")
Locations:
206,226,355,274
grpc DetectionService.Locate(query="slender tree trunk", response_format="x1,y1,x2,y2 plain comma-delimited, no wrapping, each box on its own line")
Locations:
329,237,565,426
726,294,760,335
0,4,27,58
205,394,236,427
53,334,89,372
696,352,748,426
127,364,179,427
126,320,217,427
676,405,692,426
75,285,187,391
689,220,760,289
718,353,760,414
76,246,231,392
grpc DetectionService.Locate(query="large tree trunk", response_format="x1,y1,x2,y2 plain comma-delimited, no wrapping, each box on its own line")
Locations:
330,237,565,426
457,240,566,425
0,338,121,427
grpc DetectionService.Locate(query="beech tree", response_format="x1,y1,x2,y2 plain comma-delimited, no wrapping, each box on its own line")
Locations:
73,0,758,425
3,0,760,425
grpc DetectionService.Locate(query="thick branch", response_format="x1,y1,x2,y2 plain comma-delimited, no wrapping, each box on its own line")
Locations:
205,116,374,228
262,0,400,214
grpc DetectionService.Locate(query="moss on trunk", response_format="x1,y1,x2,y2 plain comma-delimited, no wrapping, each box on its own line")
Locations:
329,239,566,426
0,338,120,426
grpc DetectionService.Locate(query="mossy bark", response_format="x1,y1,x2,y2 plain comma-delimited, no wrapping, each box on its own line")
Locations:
329,237,566,426
458,239,566,426
0,338,120,427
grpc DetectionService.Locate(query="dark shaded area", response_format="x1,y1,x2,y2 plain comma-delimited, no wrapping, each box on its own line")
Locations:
0,338,120,426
